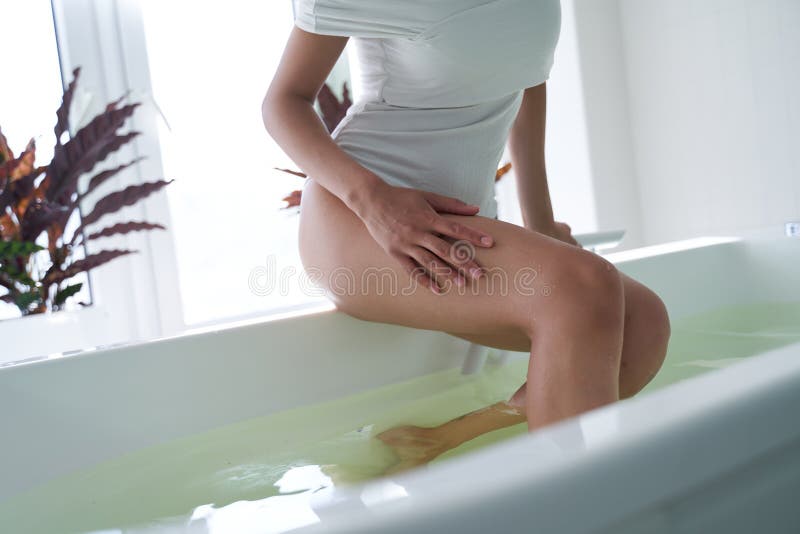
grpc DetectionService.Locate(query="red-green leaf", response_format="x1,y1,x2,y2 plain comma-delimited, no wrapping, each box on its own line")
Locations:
76,179,172,234
44,249,135,285
282,190,302,209
55,67,81,143
0,126,13,164
45,103,141,204
14,290,42,313
0,177,11,212
495,162,512,182
85,158,144,195
0,240,44,260
273,167,307,178
54,282,83,306
84,221,165,242
0,138,36,182
20,199,68,242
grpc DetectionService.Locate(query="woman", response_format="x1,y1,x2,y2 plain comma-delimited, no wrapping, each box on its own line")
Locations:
263,0,671,472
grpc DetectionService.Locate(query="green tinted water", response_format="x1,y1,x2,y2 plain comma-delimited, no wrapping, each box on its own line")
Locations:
2,301,799,533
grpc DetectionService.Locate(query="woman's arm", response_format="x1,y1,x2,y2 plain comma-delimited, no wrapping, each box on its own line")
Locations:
262,29,380,212
507,83,578,246
507,83,553,230
263,27,495,292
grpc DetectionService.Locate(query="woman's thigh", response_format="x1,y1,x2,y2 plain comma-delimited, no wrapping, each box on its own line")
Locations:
447,272,670,354
298,178,612,348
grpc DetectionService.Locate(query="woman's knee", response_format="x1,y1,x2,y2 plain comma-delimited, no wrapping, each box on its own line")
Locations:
619,284,671,397
638,288,671,368
649,290,671,351
545,250,625,328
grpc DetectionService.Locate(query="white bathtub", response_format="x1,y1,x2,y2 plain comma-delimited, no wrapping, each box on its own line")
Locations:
1,233,799,533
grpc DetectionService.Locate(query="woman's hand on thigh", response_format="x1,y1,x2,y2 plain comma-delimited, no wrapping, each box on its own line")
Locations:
353,181,496,293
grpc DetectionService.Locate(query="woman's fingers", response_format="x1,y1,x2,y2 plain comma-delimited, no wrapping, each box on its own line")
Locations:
552,221,581,248
431,216,493,248
418,234,480,282
394,253,442,294
369,186,498,293
409,247,457,292
422,191,481,216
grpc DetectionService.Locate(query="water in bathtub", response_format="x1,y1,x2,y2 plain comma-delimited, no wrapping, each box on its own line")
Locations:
1,300,798,533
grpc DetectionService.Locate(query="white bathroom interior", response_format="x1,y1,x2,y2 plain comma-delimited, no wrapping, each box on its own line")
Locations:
1,1,798,533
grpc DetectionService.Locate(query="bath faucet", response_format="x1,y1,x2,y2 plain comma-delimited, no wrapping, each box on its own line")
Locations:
574,229,626,254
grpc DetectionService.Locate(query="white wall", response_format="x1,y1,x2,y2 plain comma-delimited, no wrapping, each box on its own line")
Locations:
500,0,646,250
618,0,800,244
542,0,800,248
316,0,800,250
498,0,600,239
572,0,643,247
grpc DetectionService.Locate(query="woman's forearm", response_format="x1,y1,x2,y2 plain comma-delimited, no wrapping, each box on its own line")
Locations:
512,166,556,231
262,91,383,215
507,83,556,231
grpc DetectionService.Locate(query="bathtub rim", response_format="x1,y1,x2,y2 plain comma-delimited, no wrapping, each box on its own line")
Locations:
2,232,799,532
0,234,750,370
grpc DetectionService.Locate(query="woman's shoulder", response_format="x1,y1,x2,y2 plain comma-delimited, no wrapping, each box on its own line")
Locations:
293,0,434,39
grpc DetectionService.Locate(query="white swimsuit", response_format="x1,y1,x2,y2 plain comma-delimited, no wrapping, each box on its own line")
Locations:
294,0,562,218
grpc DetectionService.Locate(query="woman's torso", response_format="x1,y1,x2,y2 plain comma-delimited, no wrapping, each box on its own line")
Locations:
296,0,562,218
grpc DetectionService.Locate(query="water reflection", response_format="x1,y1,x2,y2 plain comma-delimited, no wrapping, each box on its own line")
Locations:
120,464,410,534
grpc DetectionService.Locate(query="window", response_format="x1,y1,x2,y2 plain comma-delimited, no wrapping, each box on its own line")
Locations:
2,0,353,359
0,1,65,321
139,1,342,325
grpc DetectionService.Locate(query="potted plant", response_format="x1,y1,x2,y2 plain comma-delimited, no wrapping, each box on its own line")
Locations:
0,67,171,318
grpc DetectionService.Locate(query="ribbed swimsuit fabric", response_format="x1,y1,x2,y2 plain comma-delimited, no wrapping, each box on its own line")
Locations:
294,0,562,218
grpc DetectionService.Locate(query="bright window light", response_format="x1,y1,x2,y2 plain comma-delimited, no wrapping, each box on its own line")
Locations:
0,1,64,321
140,1,330,325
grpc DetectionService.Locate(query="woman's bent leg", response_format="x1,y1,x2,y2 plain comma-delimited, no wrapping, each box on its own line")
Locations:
376,271,670,473
362,246,667,471
299,179,626,430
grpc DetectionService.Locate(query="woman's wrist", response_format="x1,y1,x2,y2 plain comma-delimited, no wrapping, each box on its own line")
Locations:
343,171,388,218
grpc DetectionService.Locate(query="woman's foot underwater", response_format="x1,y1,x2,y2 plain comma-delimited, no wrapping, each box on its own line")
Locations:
376,401,527,475
376,425,451,475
